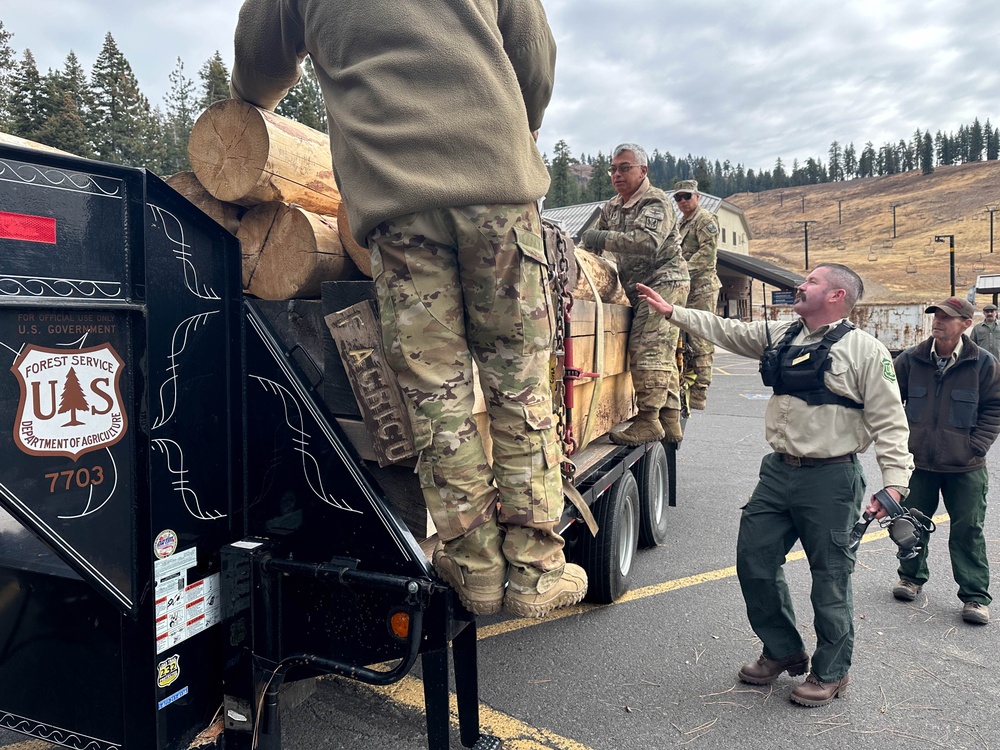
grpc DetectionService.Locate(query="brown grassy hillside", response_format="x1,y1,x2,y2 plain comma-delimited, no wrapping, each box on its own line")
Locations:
728,161,1000,303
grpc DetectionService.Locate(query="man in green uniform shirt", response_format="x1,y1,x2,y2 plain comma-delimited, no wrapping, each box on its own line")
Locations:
970,303,1000,360
637,263,913,706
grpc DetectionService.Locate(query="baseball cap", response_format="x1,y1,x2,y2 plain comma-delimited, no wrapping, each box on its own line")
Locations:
673,179,698,193
925,297,975,319
984,303,998,312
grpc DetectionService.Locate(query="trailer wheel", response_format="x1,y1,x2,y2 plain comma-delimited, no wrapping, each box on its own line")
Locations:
580,470,639,603
637,442,669,548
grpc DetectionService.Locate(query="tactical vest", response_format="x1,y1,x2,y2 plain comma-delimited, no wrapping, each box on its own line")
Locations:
768,320,863,409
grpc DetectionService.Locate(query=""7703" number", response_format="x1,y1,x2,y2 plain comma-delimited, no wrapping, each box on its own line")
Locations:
45,467,105,493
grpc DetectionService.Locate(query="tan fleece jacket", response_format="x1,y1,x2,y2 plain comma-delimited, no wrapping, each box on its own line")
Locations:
232,0,556,244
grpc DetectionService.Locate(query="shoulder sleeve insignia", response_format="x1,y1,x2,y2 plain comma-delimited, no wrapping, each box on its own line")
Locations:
644,216,661,231
705,220,719,235
881,358,896,382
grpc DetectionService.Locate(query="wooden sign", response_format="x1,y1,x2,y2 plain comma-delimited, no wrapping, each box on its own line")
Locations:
324,301,417,467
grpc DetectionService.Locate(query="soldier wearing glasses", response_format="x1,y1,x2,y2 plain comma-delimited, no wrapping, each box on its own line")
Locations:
581,143,689,444
672,179,721,410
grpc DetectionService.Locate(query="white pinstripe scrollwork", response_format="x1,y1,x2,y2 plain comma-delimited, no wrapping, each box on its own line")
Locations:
0,275,122,298
0,159,123,197
0,710,121,749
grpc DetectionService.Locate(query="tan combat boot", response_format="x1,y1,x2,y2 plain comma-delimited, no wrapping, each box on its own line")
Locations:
504,563,588,618
659,408,684,443
433,550,506,616
610,410,665,446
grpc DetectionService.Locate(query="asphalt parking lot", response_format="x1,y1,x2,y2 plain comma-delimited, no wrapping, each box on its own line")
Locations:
3,348,998,749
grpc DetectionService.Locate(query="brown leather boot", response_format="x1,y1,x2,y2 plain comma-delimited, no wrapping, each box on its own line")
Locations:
610,411,665,446
738,651,809,685
790,672,850,706
658,408,684,443
504,563,588,618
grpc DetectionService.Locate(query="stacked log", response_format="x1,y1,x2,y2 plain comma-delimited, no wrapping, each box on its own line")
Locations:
183,99,359,299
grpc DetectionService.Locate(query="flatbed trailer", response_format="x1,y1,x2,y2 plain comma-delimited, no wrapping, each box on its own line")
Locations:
0,144,678,750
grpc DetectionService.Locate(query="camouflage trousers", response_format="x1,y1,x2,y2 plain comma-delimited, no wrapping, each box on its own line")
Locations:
628,279,690,410
368,204,565,579
685,278,722,395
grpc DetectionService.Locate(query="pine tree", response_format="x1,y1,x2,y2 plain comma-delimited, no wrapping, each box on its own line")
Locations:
162,57,196,173
843,143,857,178
0,21,15,130
585,152,614,202
545,140,580,209
987,121,999,161
772,157,787,187
34,52,94,156
8,49,44,140
921,131,934,175
275,56,327,132
970,118,984,161
198,51,230,112
828,141,842,181
89,33,156,166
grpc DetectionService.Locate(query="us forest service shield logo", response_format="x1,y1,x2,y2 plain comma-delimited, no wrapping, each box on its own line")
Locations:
12,343,128,460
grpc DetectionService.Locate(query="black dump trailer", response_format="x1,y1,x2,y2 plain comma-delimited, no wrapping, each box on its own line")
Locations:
0,145,678,750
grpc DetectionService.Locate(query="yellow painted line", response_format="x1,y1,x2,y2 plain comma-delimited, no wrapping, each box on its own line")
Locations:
369,674,592,750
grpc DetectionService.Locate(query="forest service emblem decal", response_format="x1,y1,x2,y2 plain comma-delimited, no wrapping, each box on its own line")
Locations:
12,343,128,460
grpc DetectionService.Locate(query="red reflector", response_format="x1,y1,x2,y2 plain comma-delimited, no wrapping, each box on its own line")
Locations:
0,211,57,244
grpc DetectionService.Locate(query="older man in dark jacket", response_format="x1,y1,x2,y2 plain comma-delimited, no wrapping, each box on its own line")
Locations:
892,296,1000,624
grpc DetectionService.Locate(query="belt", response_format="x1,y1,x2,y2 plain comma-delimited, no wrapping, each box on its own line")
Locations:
775,452,855,467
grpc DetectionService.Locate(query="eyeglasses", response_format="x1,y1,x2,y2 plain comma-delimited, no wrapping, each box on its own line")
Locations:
674,193,694,202
607,164,641,175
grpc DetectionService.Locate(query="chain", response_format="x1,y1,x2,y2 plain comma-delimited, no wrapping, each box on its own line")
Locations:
543,221,576,474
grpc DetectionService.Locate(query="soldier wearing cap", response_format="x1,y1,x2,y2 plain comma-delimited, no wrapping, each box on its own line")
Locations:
672,179,721,410
891,296,1000,625
970,302,1000,360
580,143,689,445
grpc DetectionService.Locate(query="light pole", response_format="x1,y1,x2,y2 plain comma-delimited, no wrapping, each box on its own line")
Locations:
987,205,998,254
838,199,843,226
797,221,815,270
935,234,955,296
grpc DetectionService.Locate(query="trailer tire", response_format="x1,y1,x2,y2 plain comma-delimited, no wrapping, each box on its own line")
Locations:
637,442,669,548
580,470,639,603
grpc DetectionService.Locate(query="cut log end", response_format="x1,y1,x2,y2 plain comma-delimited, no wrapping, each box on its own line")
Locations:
189,99,270,203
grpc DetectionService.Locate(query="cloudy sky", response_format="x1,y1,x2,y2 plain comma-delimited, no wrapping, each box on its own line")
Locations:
5,1,998,172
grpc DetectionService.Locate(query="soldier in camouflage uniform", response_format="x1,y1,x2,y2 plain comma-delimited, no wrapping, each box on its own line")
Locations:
581,144,690,445
673,179,721,410
233,0,587,618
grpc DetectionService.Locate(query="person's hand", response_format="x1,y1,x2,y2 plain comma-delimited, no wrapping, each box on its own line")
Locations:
636,283,673,318
581,229,609,251
865,486,902,519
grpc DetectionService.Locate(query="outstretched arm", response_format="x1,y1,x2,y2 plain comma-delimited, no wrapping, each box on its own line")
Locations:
636,283,674,317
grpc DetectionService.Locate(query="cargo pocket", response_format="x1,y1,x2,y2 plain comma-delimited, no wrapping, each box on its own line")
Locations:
515,226,554,357
523,401,562,524
828,529,857,573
